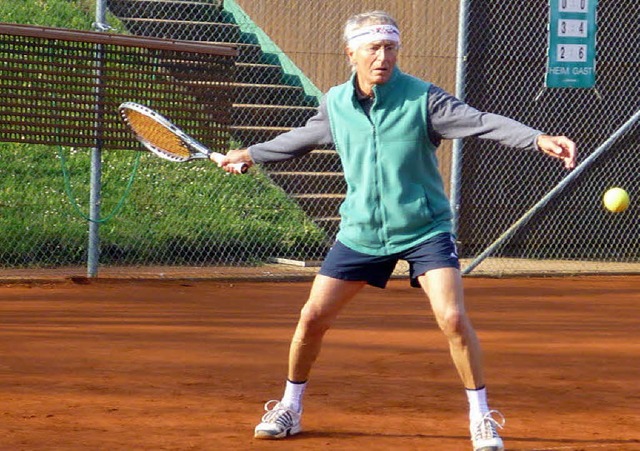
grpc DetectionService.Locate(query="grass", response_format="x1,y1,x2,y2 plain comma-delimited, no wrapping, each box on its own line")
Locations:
0,1,327,267
0,141,327,267
0,0,95,30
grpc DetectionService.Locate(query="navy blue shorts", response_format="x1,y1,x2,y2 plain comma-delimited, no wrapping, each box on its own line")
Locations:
318,232,460,289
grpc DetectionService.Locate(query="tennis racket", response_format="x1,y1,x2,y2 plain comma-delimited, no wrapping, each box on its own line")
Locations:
118,102,248,174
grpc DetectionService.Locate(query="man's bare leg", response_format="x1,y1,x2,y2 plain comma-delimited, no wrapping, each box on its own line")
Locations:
418,267,504,451
418,267,483,388
254,275,365,439
288,275,366,382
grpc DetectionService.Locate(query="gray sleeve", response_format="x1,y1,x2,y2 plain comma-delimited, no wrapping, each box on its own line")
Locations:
428,85,542,151
247,97,334,164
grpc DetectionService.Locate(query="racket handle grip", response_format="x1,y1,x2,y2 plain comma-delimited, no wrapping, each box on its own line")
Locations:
229,162,249,174
210,152,248,174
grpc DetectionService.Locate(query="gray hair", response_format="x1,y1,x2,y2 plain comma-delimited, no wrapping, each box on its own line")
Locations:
343,10,399,46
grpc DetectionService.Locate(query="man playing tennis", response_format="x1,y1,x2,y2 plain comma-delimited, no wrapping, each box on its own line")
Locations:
218,10,576,451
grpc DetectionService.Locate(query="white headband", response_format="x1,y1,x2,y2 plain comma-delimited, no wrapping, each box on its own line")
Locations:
346,24,401,50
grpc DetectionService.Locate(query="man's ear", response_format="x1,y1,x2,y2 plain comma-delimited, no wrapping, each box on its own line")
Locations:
346,46,355,65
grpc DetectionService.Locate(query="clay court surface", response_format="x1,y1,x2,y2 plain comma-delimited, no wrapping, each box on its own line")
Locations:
1,274,639,451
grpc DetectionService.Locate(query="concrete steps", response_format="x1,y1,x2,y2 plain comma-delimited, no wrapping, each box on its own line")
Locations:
108,0,343,244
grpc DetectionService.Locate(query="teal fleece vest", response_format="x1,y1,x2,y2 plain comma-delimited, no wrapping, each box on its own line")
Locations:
326,68,452,255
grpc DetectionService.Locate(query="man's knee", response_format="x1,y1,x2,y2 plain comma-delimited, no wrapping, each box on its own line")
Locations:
438,309,471,341
297,302,333,337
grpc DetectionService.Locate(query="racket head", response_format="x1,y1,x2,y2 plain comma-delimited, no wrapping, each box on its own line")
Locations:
118,102,208,162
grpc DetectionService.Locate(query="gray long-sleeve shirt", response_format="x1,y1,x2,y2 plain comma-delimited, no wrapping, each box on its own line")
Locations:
248,84,542,163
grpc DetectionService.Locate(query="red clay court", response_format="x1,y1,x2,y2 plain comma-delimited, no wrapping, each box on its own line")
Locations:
1,275,639,450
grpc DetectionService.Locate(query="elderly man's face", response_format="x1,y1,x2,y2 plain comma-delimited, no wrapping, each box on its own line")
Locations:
347,39,399,95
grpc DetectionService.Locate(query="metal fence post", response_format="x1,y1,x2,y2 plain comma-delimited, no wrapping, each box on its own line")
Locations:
87,0,108,278
450,0,469,237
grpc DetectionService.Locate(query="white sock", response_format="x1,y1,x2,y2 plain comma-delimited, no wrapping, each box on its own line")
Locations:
466,386,489,423
281,379,307,413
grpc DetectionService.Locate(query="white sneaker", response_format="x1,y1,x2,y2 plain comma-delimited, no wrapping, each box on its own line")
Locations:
254,400,302,439
470,410,505,451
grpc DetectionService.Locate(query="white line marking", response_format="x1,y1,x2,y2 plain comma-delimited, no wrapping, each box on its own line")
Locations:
527,444,639,451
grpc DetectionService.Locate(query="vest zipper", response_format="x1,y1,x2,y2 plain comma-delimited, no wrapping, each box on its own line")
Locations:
371,124,389,249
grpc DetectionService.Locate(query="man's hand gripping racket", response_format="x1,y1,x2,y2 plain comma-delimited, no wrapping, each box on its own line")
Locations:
119,102,249,174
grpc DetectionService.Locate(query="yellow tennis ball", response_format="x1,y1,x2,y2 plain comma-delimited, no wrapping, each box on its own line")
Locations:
603,187,629,213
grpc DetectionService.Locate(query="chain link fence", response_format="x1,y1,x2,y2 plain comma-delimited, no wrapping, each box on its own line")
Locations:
459,1,640,274
0,0,638,276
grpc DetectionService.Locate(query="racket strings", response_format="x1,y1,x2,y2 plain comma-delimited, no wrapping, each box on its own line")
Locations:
124,109,191,159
